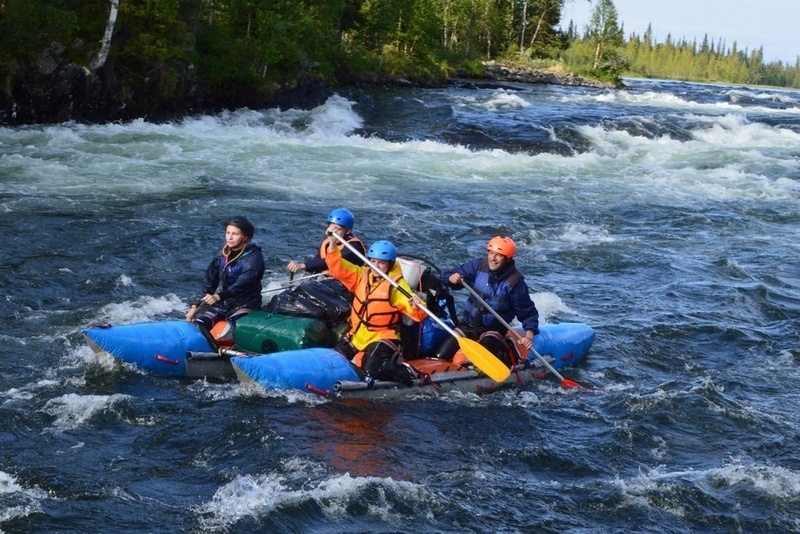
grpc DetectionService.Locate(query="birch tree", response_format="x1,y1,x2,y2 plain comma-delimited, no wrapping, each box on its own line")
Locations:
90,0,119,71
586,0,622,70
527,0,563,51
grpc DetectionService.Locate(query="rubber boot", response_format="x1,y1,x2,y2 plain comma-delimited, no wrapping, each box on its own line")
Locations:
433,336,459,361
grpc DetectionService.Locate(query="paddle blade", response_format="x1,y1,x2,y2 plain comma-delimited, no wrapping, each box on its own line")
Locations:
560,378,581,389
458,337,511,382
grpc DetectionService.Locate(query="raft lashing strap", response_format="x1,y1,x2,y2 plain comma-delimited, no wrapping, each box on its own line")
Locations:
304,383,331,396
155,354,180,365
419,372,440,390
514,355,549,379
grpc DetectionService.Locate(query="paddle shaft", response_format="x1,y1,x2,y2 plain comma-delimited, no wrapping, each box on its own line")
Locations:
459,280,576,385
261,272,325,294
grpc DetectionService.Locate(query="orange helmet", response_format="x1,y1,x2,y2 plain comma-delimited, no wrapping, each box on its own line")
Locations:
487,236,516,259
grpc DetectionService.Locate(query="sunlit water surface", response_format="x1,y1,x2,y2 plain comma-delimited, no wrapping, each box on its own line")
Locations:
0,78,798,532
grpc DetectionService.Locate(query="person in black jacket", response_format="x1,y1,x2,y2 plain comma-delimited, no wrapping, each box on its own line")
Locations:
185,216,265,329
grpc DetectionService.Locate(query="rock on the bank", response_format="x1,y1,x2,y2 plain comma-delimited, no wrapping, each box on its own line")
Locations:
458,61,618,89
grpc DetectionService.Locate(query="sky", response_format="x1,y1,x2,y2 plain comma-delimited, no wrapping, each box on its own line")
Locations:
561,0,800,64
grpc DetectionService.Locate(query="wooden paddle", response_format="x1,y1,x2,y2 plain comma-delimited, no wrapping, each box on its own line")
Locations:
329,233,511,383
460,280,581,389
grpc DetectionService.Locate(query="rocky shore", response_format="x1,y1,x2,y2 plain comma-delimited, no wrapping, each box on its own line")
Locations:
0,43,328,126
0,48,616,126
460,61,619,89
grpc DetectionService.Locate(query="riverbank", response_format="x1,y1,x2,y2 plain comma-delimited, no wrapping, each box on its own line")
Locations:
0,53,615,126
470,61,619,89
342,61,620,91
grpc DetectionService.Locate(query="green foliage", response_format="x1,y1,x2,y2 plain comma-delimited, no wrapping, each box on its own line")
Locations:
559,1,799,88
0,0,82,63
457,59,488,77
611,28,797,87
120,0,191,62
585,0,623,72
2,0,798,120
194,21,264,96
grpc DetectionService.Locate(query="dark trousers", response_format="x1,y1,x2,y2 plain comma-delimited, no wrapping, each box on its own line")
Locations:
434,325,515,367
335,338,415,385
194,305,253,329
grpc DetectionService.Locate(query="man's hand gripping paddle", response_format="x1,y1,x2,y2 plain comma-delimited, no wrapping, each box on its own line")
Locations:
460,280,580,388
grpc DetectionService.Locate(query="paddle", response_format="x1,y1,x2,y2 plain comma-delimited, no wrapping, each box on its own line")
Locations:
460,280,581,389
261,272,325,294
329,233,511,382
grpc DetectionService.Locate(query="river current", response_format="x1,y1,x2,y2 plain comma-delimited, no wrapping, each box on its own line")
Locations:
0,78,798,532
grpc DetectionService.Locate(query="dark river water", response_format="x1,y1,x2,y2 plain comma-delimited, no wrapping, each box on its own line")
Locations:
1,77,799,533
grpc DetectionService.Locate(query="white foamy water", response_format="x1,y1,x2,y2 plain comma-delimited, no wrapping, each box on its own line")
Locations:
0,78,798,533
196,458,430,529
41,393,132,432
0,471,49,525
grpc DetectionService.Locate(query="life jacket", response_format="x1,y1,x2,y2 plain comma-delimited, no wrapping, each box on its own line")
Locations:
318,234,364,260
218,247,254,289
349,269,403,340
465,258,522,330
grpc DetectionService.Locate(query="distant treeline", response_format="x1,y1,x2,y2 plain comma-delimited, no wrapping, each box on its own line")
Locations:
565,20,800,88
1,0,797,119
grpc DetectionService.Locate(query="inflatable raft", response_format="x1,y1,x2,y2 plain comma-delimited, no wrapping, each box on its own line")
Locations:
82,311,332,379
230,322,594,398
83,310,594,394
83,266,595,395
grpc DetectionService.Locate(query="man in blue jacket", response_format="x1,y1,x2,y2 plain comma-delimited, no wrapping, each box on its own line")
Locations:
438,236,539,366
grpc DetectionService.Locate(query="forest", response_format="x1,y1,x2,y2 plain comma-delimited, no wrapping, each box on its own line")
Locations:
1,0,798,123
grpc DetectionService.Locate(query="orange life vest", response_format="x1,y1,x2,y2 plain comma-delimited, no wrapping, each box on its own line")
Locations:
349,270,403,340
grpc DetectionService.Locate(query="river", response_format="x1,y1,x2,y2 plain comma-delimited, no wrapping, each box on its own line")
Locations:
0,78,798,532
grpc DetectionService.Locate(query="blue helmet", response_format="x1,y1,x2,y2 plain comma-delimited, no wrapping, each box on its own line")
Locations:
326,208,354,229
367,240,397,262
